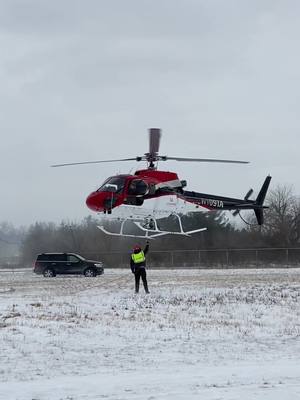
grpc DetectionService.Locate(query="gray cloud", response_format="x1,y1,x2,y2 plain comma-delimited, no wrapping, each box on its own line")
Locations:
1,0,299,225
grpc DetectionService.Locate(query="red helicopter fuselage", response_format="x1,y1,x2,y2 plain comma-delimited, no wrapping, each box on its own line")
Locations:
86,168,271,226
86,169,181,213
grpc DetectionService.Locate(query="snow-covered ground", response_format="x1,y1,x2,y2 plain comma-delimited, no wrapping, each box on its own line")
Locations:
1,268,300,400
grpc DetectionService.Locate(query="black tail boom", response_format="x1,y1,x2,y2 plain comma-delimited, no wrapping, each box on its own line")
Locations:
181,176,271,225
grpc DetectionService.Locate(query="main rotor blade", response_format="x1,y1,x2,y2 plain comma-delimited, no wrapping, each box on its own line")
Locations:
51,157,140,167
161,156,249,164
149,128,161,156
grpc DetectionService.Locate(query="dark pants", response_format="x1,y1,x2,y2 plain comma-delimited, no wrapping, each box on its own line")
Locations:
134,268,149,293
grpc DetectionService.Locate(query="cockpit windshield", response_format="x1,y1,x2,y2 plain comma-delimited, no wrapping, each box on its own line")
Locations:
97,176,127,194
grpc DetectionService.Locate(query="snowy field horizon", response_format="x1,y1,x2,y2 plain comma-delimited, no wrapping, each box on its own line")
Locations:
1,268,300,399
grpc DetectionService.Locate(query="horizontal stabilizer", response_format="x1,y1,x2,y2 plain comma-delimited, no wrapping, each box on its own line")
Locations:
245,188,254,201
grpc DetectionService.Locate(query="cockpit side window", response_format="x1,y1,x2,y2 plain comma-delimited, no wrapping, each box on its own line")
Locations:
128,179,149,196
97,177,126,194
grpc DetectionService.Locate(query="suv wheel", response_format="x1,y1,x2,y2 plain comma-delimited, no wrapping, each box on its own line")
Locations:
84,268,96,277
43,268,56,278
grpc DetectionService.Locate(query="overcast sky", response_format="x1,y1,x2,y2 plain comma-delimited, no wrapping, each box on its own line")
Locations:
1,0,299,227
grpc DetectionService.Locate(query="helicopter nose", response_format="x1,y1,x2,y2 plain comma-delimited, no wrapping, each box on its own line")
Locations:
86,192,103,212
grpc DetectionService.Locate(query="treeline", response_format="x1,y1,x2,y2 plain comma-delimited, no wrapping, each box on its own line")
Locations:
2,184,300,265
0,222,25,259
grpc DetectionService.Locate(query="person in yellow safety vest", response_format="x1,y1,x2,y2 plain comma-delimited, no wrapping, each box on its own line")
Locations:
130,241,150,294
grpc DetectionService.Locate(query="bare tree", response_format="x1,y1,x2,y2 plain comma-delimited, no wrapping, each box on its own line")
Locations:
262,185,300,246
290,198,300,244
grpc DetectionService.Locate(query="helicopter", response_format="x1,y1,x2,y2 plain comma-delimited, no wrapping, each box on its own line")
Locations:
52,128,271,237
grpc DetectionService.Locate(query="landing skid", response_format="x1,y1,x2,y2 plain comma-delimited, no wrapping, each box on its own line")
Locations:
98,225,160,239
134,222,207,237
97,213,207,239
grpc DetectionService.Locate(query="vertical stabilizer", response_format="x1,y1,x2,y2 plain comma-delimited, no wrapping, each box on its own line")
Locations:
254,176,272,225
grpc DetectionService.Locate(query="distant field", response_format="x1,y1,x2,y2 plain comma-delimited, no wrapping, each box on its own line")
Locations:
1,268,300,399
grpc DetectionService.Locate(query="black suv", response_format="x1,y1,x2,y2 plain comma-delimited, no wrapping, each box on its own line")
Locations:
34,253,104,277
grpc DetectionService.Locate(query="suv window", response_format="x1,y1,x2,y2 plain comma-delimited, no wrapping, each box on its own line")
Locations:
67,255,80,263
37,254,66,262
54,254,66,262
